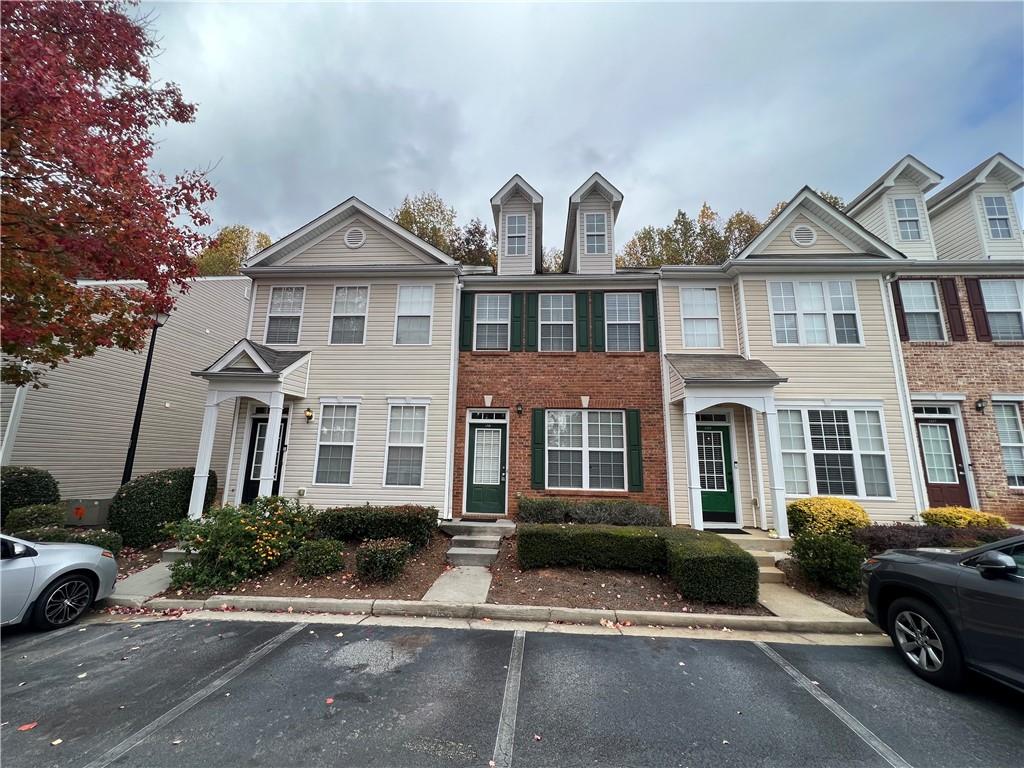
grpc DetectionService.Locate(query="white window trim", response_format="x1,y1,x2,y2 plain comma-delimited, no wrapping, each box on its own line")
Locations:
584,212,608,255
393,284,435,346
382,402,429,488
993,400,1024,488
328,285,370,345
901,279,947,342
982,195,1013,240
312,402,359,487
263,285,306,346
778,404,896,501
893,197,923,241
768,280,865,348
473,292,511,352
604,292,644,352
980,279,1024,341
505,213,528,257
539,293,576,353
544,408,627,491
680,286,723,349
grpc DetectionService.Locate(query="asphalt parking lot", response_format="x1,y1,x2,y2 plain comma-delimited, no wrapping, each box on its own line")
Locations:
2,618,1021,768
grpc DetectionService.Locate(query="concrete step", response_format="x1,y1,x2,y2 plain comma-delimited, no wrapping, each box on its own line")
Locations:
746,550,777,567
451,535,502,550
439,520,516,538
721,534,790,553
161,547,187,563
759,566,785,584
447,547,499,567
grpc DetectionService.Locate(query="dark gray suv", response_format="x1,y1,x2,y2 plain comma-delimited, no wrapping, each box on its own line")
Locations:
862,534,1023,691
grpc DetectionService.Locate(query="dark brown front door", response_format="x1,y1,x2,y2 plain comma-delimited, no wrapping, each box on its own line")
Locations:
916,418,971,508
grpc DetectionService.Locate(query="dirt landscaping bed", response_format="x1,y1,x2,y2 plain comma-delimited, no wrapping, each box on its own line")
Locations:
488,536,770,615
777,558,864,617
117,539,175,581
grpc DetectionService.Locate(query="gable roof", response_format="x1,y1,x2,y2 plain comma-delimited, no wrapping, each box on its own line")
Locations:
197,339,310,378
562,172,624,272
927,153,1024,214
245,197,457,269
846,154,943,215
665,354,786,386
491,174,544,273
735,186,907,260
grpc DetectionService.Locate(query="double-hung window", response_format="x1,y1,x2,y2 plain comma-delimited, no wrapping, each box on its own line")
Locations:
314,404,357,484
585,213,607,254
681,287,721,348
778,407,892,498
980,279,1024,340
395,285,434,345
330,286,368,344
993,403,1024,487
769,280,860,345
540,294,575,351
546,409,625,490
983,196,1012,239
474,294,510,350
265,287,304,344
506,214,527,256
605,292,642,351
384,405,427,486
899,281,945,341
893,198,922,241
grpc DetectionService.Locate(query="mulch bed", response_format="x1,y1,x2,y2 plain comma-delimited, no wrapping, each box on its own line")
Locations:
777,558,864,617
117,539,175,581
487,536,770,615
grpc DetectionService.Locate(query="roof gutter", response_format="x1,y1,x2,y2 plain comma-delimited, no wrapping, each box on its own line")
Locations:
242,264,463,278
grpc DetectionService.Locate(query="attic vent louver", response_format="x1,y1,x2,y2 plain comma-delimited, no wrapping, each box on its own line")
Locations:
344,227,366,249
790,224,817,247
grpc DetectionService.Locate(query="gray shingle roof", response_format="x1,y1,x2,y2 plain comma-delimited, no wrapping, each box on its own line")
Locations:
246,341,310,373
665,354,786,386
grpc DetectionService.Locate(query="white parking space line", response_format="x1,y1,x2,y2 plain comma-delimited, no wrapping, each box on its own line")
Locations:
756,642,914,768
492,629,526,768
79,622,307,768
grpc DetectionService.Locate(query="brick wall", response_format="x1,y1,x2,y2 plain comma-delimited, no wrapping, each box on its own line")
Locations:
899,275,1024,523
453,351,668,517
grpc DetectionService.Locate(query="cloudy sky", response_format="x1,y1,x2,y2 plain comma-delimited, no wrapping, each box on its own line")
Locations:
145,1,1024,247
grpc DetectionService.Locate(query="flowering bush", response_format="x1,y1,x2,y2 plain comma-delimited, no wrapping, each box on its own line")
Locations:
921,506,1007,529
787,497,870,537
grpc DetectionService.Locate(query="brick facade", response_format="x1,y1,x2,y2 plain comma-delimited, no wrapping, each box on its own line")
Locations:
453,351,668,517
899,275,1024,523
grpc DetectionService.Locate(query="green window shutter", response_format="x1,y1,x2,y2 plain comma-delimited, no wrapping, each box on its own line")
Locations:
510,293,524,351
590,291,605,352
575,292,590,351
642,290,659,352
459,293,475,351
626,409,643,491
531,408,546,489
525,293,539,351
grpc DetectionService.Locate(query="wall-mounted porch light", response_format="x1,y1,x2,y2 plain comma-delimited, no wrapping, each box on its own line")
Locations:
515,403,524,416
304,407,314,423
974,399,987,414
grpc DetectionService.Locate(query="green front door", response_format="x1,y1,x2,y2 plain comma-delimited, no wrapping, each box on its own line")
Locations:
698,424,737,524
466,422,507,515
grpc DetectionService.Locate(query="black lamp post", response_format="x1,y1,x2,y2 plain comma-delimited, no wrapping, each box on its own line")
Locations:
121,311,171,485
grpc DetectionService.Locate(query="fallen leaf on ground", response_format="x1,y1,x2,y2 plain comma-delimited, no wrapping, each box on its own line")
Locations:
76,673,87,679
334,632,344,638
533,734,542,741
51,739,63,746
325,697,335,705
17,723,38,731
172,739,182,745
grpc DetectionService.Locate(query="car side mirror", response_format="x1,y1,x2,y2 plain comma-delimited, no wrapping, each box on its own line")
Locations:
976,550,1018,579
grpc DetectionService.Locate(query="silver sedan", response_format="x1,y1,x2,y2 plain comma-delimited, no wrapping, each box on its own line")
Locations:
0,533,118,630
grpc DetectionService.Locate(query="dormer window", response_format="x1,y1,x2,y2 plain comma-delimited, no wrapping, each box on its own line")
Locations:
983,196,1012,239
893,198,922,241
585,213,607,254
506,214,527,255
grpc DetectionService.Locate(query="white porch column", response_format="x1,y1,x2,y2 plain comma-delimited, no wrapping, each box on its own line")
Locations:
188,393,220,520
684,407,704,530
763,408,790,539
257,391,285,497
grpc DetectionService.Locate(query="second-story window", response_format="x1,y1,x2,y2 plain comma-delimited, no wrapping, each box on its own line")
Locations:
395,285,433,345
540,294,575,351
770,280,860,346
893,198,922,241
330,286,369,344
265,286,304,344
585,212,607,254
506,214,527,255
605,292,642,351
474,293,510,350
983,196,1012,239
981,279,1024,340
899,281,945,341
681,287,721,348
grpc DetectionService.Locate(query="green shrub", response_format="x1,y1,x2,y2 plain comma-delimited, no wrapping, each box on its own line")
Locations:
517,497,666,526
787,497,870,538
167,496,315,592
109,467,217,547
852,523,1012,554
1,466,59,524
921,506,1007,529
790,532,867,594
354,537,411,582
315,505,436,549
666,531,759,605
18,526,123,556
517,497,573,524
5,503,65,533
294,539,346,579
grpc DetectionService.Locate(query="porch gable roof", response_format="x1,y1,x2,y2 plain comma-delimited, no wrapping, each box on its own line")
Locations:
665,354,787,387
194,338,311,378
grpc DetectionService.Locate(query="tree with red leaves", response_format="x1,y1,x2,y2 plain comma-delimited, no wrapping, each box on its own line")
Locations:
1,1,215,386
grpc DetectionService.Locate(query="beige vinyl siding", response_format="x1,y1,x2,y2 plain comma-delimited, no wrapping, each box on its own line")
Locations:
498,191,534,276
667,366,685,402
577,192,615,274
662,282,739,354
762,214,854,255
931,196,983,260
883,183,936,259
282,360,309,398
284,215,432,267
974,185,1024,260
855,197,891,243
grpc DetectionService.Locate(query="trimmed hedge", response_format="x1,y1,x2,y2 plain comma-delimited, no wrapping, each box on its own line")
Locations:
787,497,870,537
921,506,1007,529
517,497,666,526
294,539,346,579
315,505,437,549
355,537,412,582
5,503,65,534
1,466,60,524
790,533,866,594
109,467,217,547
18,526,123,556
516,524,758,605
852,523,1013,555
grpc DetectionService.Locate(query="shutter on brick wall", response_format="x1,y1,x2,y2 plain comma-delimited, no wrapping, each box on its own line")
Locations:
964,278,992,341
890,282,909,342
590,291,605,351
575,292,590,351
626,409,643,492
531,408,545,489
525,293,539,351
459,293,475,351
510,292,524,351
939,279,967,342
642,290,658,351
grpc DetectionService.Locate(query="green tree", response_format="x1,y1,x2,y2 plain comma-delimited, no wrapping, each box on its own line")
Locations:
391,191,459,253
195,225,272,276
767,189,845,225
451,217,496,268
542,247,564,273
723,210,763,258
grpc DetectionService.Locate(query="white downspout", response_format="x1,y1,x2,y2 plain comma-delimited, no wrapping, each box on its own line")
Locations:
1,386,28,466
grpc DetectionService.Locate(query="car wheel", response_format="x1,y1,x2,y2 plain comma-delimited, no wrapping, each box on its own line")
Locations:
887,597,964,689
31,573,96,631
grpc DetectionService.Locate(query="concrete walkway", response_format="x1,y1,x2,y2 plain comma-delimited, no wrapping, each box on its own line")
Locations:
108,562,171,608
422,566,492,603
757,583,857,621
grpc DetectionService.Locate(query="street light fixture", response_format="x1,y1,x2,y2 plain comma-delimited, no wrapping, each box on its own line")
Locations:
121,310,171,485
